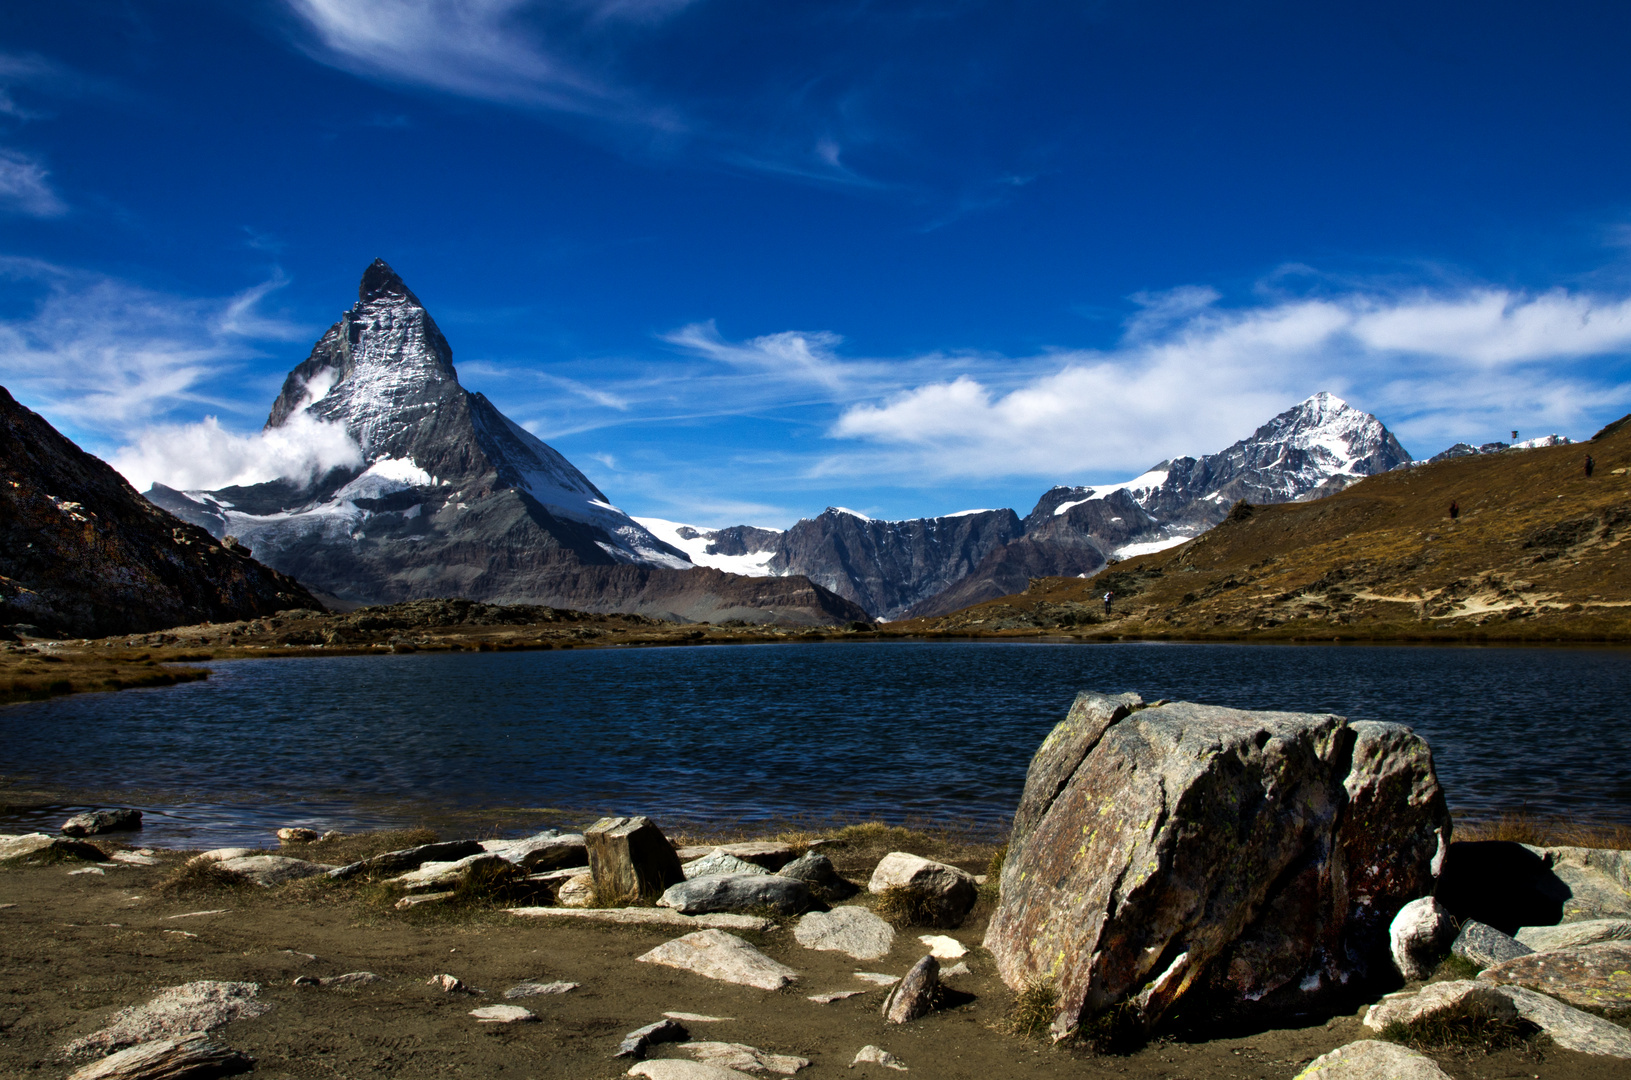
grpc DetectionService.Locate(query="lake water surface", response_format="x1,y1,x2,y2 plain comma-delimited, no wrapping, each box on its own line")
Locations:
2,640,1628,846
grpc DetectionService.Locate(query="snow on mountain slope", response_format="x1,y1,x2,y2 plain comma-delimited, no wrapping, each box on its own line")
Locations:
636,517,781,576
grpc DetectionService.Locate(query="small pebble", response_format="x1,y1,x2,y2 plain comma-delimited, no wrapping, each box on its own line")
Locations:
470,1004,536,1023
809,990,865,1004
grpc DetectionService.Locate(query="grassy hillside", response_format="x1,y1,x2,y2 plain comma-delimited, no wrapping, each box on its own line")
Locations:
893,416,1631,643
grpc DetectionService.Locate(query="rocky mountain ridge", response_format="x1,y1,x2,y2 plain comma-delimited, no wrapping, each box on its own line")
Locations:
0,386,320,638
147,261,866,626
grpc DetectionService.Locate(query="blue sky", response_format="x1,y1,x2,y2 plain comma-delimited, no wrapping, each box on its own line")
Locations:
3,1,1631,527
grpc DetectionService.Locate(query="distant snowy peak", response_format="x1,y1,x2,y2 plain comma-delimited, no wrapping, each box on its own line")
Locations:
1426,434,1573,464
1238,391,1409,476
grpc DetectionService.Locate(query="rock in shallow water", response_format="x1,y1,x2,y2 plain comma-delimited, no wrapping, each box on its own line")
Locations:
984,692,1451,1034
62,809,142,836
794,907,894,960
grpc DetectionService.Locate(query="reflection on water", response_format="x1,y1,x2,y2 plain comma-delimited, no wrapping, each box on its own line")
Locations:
1,641,1627,848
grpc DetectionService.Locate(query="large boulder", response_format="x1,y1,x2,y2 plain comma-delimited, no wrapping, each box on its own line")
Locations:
984,691,1450,1035
658,873,812,916
585,816,685,904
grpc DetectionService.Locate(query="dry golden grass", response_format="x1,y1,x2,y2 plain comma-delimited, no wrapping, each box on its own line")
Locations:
1455,813,1631,849
1004,980,1059,1038
155,859,256,897
1,651,208,705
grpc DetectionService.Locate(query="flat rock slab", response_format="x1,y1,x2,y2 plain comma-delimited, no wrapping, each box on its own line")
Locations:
1362,980,1517,1032
678,1041,809,1074
659,873,810,916
794,907,894,960
506,907,774,931
683,851,772,879
504,981,578,998
1496,984,1631,1058
109,852,160,866
488,831,588,871
1517,919,1631,952
328,839,485,881
808,990,865,1003
389,851,511,892
1478,941,1631,1014
190,848,257,864
918,935,966,959
664,1012,731,1022
65,1035,252,1080
0,833,106,864
292,972,383,989
63,981,270,1056
618,1019,689,1059
217,855,336,887
628,1062,758,1080
470,1005,536,1023
1294,1040,1451,1079
699,842,800,871
638,929,799,990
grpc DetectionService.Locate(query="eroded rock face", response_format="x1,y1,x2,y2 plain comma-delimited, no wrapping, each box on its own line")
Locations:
984,692,1450,1034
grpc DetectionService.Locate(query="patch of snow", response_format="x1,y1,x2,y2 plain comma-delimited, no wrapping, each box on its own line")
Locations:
635,517,779,577
1512,434,1572,449
1053,469,1171,515
1112,536,1189,560
939,508,995,518
333,457,434,501
829,506,873,521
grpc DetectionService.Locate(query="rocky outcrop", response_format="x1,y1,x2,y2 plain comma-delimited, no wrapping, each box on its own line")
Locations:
985,691,1450,1035
0,386,319,638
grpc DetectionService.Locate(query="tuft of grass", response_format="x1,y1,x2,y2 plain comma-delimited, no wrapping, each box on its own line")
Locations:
1005,981,1058,1037
874,884,940,928
1380,1003,1546,1054
980,844,1008,904
1434,953,1483,981
1455,812,1631,850
156,859,256,897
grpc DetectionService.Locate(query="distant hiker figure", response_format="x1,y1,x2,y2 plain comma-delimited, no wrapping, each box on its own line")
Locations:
1586,454,1595,478
1449,501,1460,520
1103,591,1114,616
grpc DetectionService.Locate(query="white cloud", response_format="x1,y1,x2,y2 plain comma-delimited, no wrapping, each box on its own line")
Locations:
109,411,362,493
0,148,65,216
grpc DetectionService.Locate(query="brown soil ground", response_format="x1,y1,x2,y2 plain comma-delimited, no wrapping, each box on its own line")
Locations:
3,827,1627,1080
892,423,1631,643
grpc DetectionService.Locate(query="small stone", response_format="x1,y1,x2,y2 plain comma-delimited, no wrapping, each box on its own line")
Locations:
64,1035,252,1080
678,1041,809,1074
281,949,317,961
940,961,970,977
395,891,454,909
1294,1039,1451,1079
62,809,142,836
794,907,895,960
659,873,811,916
1451,920,1532,967
470,1005,536,1023
664,1012,730,1022
1516,918,1631,953
809,990,865,1003
850,1045,907,1070
109,851,160,866
557,872,595,907
1477,940,1631,1013
320,972,384,988
616,1018,688,1059
277,827,319,844
917,934,965,959
637,929,800,990
854,972,899,986
504,981,577,998
881,955,938,1024
777,852,859,902
1362,980,1517,1032
867,853,977,928
69,867,106,876
428,974,470,993
1390,896,1456,980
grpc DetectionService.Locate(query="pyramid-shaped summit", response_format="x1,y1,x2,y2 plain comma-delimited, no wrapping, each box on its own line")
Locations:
149,259,696,605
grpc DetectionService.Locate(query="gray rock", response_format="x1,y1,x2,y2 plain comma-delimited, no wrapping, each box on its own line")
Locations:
276,827,319,844
1391,897,1457,980
1476,940,1631,1013
109,851,159,866
493,830,588,872
628,1063,758,1080
503,981,577,998
387,852,511,893
778,851,859,901
1362,979,1518,1031
678,1041,809,1074
555,871,595,907
64,1036,253,1080
636,929,800,990
62,809,142,836
62,981,270,1057
808,990,865,1003
1451,920,1531,968
586,816,686,904
984,693,1451,1034
794,907,895,960
851,1044,908,1070
881,955,939,1024
1530,845,1631,922
1493,984,1631,1058
693,841,800,871
292,971,384,989
683,850,771,879
217,855,336,887
469,1005,536,1023
1295,1040,1451,1079
616,1018,688,1059
0,832,106,864
327,839,484,880
506,906,774,931
659,873,811,916
1516,918,1631,952
867,853,976,928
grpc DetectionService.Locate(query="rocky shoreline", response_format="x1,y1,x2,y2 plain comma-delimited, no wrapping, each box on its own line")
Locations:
4,693,1630,1079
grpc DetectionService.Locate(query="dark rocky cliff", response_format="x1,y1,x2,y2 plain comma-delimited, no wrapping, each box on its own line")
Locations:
0,386,320,637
